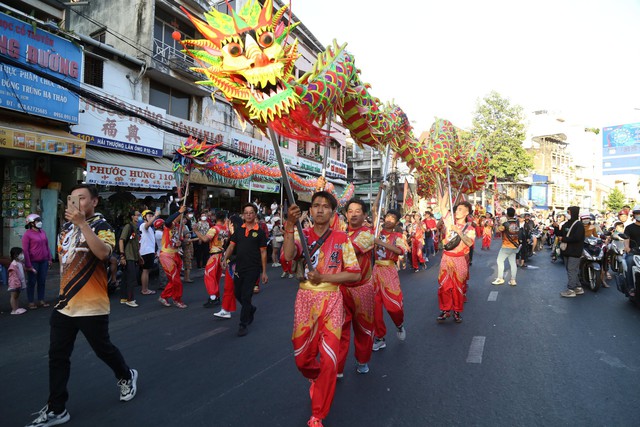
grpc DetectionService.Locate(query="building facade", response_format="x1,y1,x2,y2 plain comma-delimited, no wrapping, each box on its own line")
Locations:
0,0,350,256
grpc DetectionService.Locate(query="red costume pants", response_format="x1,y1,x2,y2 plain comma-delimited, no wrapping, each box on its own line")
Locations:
159,251,183,302
221,263,236,312
482,232,492,249
204,252,223,298
411,240,425,269
437,251,469,312
373,262,405,338
292,286,343,420
337,280,374,373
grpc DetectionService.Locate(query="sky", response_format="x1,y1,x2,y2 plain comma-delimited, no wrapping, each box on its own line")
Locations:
291,0,640,136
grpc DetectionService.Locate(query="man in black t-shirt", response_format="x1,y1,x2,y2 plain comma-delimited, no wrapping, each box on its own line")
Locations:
623,206,640,295
223,203,268,337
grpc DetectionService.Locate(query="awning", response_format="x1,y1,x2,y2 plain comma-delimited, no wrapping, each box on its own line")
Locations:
99,191,168,200
86,148,173,171
0,121,86,159
86,148,176,190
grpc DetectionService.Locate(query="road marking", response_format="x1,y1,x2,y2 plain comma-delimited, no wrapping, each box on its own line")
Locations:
466,336,486,363
166,327,227,351
488,291,498,301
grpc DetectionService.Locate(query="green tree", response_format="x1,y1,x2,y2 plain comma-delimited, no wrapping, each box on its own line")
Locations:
470,91,532,181
606,187,626,212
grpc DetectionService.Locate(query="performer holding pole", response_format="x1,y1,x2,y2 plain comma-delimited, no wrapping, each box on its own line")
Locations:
436,166,475,323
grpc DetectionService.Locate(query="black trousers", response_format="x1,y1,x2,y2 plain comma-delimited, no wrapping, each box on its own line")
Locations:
48,310,131,412
234,269,260,327
120,260,138,301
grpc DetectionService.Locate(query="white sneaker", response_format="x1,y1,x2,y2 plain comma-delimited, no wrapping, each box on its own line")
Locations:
396,325,406,341
25,405,70,427
214,309,231,319
372,337,386,351
125,300,139,308
118,369,138,402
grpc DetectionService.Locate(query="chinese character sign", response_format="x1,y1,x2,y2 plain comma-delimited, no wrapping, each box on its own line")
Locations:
72,97,164,157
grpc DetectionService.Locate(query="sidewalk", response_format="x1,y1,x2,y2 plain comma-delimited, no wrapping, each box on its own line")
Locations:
0,262,206,315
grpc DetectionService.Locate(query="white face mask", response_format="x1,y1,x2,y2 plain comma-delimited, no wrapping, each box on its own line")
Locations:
35,221,43,229
17,253,25,262
187,214,193,219
635,215,640,222
201,216,207,221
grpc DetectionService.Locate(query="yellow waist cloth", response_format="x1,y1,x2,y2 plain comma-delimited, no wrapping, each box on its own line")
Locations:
375,260,396,266
299,281,339,292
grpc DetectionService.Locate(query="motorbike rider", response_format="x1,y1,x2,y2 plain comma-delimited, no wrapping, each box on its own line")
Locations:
623,206,640,296
582,213,602,238
581,213,607,287
518,213,534,265
559,206,585,297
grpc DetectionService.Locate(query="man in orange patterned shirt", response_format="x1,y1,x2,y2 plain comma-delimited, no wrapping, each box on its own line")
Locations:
26,185,137,427
283,191,361,427
372,209,409,351
337,198,375,376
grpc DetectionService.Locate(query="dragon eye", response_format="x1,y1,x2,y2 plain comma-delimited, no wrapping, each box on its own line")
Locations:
258,32,274,48
226,42,243,57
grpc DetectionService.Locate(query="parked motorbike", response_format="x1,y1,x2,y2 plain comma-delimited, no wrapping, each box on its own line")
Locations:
578,236,605,291
610,232,640,305
630,254,640,305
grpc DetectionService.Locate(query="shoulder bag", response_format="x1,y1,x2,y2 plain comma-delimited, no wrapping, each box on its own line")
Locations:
559,220,578,251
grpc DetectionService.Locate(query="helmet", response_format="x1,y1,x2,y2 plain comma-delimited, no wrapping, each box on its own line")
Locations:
580,214,593,222
25,213,41,228
632,205,640,215
153,218,165,228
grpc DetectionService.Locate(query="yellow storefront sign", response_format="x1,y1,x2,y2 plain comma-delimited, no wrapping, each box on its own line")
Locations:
0,121,86,159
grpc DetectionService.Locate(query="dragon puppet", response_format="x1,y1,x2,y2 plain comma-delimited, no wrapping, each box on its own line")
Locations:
173,0,488,204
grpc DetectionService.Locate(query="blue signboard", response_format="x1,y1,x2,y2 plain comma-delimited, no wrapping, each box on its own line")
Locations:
0,12,81,123
602,122,640,175
529,174,548,209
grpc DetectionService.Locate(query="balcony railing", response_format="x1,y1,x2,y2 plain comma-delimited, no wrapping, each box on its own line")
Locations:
152,38,202,79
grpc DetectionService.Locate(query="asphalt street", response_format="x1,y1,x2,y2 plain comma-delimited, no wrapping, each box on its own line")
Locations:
2,241,640,427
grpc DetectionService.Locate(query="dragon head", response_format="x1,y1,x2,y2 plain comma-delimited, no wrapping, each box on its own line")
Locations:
177,0,300,123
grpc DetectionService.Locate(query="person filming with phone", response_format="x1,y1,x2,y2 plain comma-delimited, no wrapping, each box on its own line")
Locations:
26,184,137,427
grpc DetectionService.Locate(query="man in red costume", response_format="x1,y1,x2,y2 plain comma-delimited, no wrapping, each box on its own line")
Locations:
481,213,494,250
283,191,361,427
195,211,228,308
410,213,426,272
214,214,243,319
437,202,476,323
337,198,375,376
158,205,188,309
372,209,408,351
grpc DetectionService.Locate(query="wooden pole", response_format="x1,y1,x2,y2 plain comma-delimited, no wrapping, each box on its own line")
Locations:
267,128,312,266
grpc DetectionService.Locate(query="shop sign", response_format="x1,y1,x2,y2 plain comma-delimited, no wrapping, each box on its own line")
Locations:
0,12,81,123
230,131,275,162
326,158,347,179
86,162,176,190
163,113,227,155
299,157,322,174
281,152,296,166
72,97,164,157
238,180,281,194
0,124,85,158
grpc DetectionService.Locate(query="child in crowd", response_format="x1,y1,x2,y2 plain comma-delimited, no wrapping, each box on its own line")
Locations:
8,247,27,315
